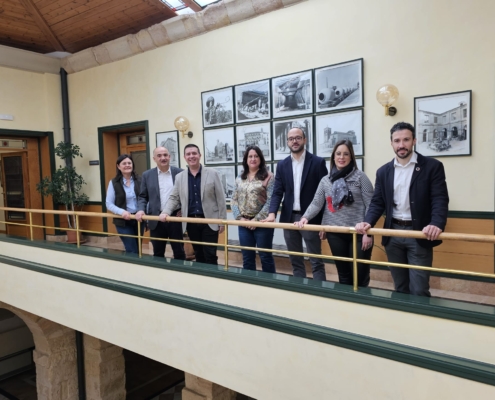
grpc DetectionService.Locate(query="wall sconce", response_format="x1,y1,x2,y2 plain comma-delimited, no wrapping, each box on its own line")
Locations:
376,84,399,116
174,116,193,138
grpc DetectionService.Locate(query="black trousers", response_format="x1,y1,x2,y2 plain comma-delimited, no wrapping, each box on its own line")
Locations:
187,221,219,265
327,232,372,287
150,221,185,260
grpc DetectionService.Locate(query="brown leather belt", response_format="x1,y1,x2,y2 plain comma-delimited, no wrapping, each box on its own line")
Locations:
392,218,413,227
188,214,205,218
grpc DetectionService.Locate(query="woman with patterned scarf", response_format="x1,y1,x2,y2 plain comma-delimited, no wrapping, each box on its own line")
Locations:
295,140,374,286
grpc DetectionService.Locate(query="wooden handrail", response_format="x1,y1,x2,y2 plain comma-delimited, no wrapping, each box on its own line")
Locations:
1,206,494,243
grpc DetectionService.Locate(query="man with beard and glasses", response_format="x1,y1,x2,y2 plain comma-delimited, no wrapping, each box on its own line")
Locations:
355,122,449,296
263,127,328,281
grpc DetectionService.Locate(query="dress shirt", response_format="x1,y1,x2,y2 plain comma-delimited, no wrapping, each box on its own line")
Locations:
188,166,204,215
392,152,418,220
106,177,137,215
291,150,306,212
157,168,174,212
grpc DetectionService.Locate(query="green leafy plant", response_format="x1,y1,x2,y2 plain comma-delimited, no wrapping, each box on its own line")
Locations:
36,141,89,229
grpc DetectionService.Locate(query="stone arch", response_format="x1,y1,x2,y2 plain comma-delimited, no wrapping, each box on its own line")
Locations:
0,302,78,400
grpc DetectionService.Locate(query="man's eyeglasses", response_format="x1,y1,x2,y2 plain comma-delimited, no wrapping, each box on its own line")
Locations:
287,136,304,142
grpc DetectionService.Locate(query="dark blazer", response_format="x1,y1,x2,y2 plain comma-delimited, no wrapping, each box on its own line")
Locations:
269,151,328,224
110,175,141,228
364,152,449,248
137,166,183,230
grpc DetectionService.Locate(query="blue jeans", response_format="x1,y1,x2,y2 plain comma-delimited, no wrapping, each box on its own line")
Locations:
116,221,144,254
238,226,275,273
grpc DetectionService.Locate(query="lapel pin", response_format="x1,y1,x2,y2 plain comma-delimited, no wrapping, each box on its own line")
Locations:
416,167,420,171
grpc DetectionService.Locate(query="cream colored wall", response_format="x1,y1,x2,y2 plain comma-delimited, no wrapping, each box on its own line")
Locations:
0,66,62,136
66,0,495,211
1,249,494,399
1,241,494,365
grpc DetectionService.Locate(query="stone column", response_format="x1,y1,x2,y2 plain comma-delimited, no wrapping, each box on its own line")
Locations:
182,372,236,400
83,335,126,400
33,326,78,400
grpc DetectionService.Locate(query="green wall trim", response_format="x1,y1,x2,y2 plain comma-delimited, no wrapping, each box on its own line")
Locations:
0,253,494,387
448,211,494,219
0,235,494,328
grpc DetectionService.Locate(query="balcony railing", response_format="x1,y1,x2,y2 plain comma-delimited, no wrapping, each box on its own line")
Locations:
0,206,494,291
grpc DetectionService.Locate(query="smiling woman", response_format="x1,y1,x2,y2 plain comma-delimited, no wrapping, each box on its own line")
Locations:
105,154,144,254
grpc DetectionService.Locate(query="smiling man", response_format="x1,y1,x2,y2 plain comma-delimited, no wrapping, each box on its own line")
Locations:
161,144,226,265
263,127,328,280
355,122,449,296
136,147,185,260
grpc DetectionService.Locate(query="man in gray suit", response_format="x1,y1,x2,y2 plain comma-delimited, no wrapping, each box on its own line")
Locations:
136,147,185,259
162,144,226,265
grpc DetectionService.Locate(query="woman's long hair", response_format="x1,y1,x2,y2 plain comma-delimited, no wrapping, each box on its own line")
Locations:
241,145,268,181
114,154,137,180
329,140,358,171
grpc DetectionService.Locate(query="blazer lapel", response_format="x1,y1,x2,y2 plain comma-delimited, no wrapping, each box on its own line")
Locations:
200,166,207,200
300,152,311,188
385,160,394,199
409,153,423,187
286,157,294,192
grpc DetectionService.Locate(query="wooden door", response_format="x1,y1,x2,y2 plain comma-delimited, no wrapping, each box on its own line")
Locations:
1,152,30,238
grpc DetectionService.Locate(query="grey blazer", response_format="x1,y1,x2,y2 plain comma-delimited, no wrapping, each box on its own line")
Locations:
137,166,183,230
163,166,227,232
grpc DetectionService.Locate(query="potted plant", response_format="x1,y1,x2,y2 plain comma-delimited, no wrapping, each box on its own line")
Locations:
36,141,89,242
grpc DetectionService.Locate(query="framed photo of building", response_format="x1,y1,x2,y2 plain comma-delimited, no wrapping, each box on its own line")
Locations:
236,122,271,161
414,90,471,157
272,117,313,161
235,79,271,123
202,87,234,128
272,70,313,119
156,130,180,168
315,109,364,158
315,59,363,113
214,166,236,200
203,127,236,165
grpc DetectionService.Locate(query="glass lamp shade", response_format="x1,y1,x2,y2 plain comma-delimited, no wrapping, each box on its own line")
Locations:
174,116,190,132
376,84,399,106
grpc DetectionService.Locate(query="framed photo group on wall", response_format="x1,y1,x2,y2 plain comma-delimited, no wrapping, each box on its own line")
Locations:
200,58,366,199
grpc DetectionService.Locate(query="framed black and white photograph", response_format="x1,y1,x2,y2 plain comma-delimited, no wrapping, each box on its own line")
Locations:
236,122,271,161
202,87,234,128
272,70,313,119
315,109,364,158
272,117,313,161
203,127,236,165
414,90,471,157
235,79,271,123
214,166,236,200
315,59,363,113
156,130,180,168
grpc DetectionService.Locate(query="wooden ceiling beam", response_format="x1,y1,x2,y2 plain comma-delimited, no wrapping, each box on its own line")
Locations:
18,0,66,51
182,0,202,12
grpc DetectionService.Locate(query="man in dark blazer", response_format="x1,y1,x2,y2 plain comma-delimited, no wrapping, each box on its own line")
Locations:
136,147,185,259
356,122,449,296
263,127,328,280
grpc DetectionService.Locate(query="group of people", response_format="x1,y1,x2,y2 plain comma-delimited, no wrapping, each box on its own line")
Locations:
106,121,449,298
106,144,227,266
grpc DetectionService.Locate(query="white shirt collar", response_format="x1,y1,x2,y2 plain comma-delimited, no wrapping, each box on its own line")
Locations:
394,152,418,168
157,168,171,175
291,150,306,163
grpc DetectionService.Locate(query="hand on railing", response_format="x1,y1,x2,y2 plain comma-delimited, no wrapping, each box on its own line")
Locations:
159,213,169,222
294,217,308,229
423,225,442,241
261,213,276,223
135,210,145,222
122,211,132,220
355,222,371,235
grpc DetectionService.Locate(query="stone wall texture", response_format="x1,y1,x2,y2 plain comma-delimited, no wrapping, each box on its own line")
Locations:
61,0,306,73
